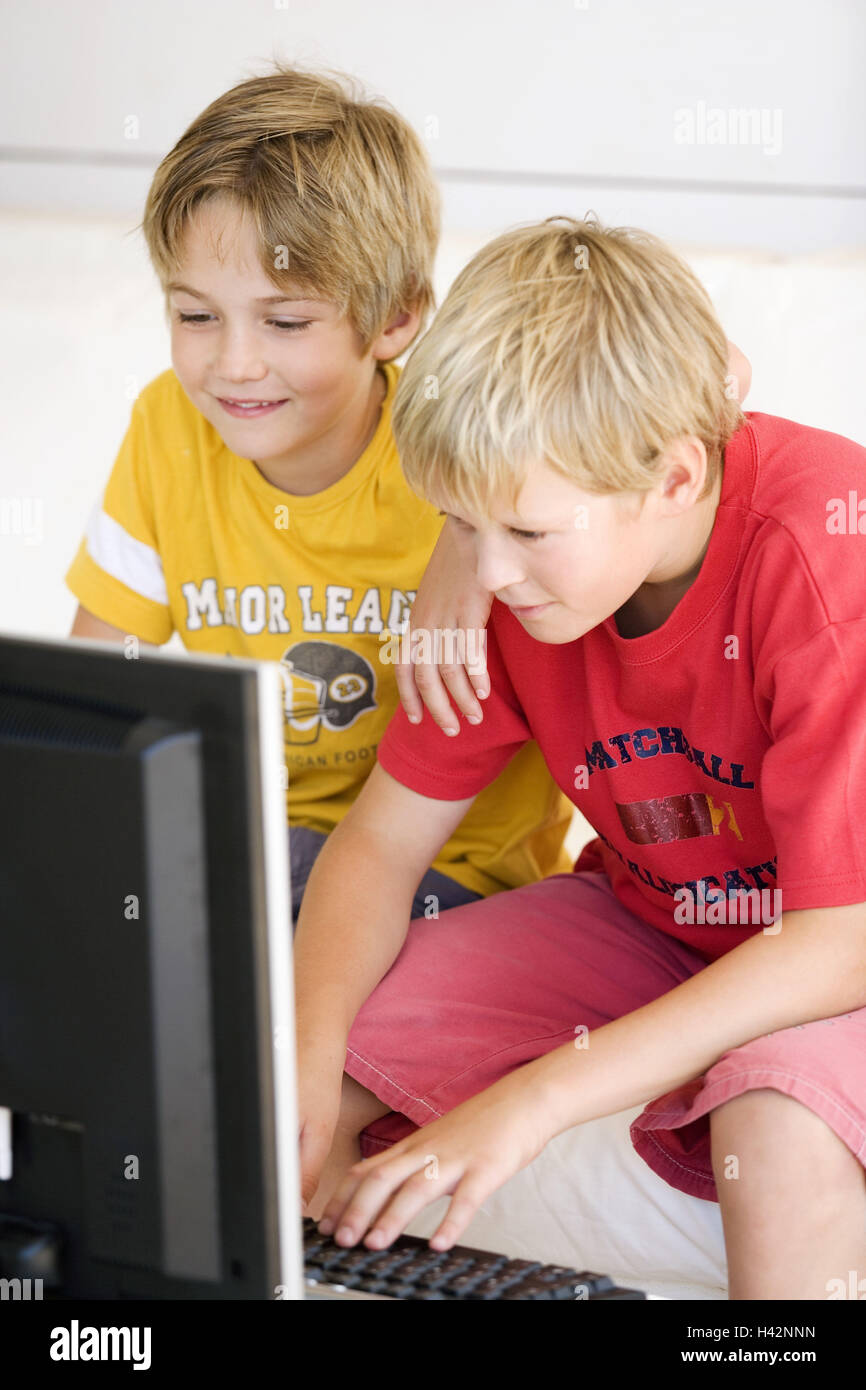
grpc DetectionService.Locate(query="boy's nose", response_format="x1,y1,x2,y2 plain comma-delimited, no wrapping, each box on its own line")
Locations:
211,332,268,383
474,537,526,593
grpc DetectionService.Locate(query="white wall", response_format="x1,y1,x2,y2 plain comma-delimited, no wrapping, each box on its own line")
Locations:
2,0,865,250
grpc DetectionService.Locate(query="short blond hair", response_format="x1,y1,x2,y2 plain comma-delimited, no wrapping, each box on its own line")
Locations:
391,215,744,514
139,63,441,354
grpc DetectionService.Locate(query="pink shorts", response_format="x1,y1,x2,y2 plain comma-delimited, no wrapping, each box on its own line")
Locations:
346,871,866,1202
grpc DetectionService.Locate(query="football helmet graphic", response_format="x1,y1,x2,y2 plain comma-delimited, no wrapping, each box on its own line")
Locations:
278,640,377,744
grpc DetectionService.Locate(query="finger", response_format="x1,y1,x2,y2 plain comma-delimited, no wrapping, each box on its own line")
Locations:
298,1121,335,1211
429,1171,496,1250
358,1165,460,1250
409,664,463,734
316,1139,414,1231
413,663,480,731
393,648,425,724
463,627,490,700
466,666,489,701
428,660,485,722
319,1149,431,1245
434,654,488,719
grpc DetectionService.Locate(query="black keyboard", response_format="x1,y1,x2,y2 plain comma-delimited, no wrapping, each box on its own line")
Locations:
303,1217,645,1300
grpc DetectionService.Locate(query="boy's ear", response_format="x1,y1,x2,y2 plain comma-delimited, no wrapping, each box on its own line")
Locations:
371,304,424,361
658,437,710,508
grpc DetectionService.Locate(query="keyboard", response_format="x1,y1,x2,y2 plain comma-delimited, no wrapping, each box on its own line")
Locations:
303,1217,645,1300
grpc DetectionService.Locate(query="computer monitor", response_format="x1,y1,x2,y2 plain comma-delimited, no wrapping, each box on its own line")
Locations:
0,631,302,1299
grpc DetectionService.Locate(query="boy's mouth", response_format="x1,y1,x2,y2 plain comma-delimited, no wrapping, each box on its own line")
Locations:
216,397,288,418
507,601,554,618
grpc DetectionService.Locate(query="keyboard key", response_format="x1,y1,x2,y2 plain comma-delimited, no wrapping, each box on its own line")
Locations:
355,1277,391,1294
332,1250,381,1273
444,1270,489,1295
309,1247,355,1270
500,1288,553,1300
459,1254,508,1275
496,1258,542,1279
570,1271,616,1297
503,1273,583,1300
533,1265,581,1281
469,1270,540,1299
361,1249,418,1277
391,1252,448,1279
384,1282,425,1299
417,1256,475,1288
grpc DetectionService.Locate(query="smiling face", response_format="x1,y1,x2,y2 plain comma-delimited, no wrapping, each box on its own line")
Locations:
436,447,721,644
166,197,414,493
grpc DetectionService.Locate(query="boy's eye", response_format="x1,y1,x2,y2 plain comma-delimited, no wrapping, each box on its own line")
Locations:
175,313,310,333
269,320,311,333
437,511,545,542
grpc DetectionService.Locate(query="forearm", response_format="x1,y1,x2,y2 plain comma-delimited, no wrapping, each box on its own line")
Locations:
292,818,416,1044
515,904,866,1140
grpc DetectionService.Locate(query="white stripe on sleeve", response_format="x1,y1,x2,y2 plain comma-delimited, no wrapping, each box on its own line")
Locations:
85,504,169,606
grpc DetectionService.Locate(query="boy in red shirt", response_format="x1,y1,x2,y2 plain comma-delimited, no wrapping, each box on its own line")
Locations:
294,216,866,1299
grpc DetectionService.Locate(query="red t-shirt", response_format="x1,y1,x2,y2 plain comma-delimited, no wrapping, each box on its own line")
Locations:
378,412,866,962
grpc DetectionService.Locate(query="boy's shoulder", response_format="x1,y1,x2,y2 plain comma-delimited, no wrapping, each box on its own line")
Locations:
735,410,866,634
743,410,866,524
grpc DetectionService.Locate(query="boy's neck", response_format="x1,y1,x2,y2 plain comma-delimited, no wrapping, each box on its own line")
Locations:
248,366,388,496
614,464,724,639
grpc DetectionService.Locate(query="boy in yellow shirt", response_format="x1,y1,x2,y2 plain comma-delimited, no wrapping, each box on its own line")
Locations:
65,64,574,921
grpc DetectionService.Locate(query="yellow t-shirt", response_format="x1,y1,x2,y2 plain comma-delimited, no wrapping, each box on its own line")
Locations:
65,362,573,897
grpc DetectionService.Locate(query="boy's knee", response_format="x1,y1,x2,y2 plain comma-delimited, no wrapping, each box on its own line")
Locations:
711,1086,787,1134
710,1087,864,1193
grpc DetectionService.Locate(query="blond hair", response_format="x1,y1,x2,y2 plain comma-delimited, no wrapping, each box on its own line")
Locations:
391,215,744,515
138,63,440,354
